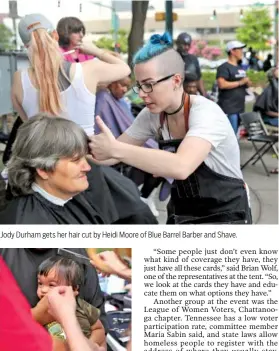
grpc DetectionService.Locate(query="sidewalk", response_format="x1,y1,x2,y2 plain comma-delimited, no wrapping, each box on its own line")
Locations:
155,139,278,224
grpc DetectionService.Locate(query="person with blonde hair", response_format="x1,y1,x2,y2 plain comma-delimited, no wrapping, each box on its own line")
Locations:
11,13,130,135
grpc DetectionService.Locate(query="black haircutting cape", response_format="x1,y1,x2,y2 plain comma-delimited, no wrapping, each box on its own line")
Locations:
0,164,157,224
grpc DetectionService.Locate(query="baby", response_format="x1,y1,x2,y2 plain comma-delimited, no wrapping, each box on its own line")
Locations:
37,256,106,348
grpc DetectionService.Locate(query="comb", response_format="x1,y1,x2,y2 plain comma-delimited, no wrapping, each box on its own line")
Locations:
57,248,91,266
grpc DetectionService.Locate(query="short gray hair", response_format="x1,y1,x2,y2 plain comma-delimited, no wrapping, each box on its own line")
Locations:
7,114,88,196
155,49,185,82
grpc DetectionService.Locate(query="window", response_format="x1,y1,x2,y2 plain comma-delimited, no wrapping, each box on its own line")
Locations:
173,0,185,9
220,27,237,33
112,0,132,12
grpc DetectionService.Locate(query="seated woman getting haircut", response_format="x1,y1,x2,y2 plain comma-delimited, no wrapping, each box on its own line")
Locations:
0,115,157,224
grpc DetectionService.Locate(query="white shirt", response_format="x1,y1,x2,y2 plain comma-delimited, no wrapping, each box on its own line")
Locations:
125,95,243,179
21,63,96,135
31,183,71,206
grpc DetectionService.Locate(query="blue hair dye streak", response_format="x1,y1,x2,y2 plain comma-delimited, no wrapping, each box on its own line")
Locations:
133,32,173,65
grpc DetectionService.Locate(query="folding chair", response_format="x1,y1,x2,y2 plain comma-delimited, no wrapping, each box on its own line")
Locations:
262,121,278,156
239,112,278,176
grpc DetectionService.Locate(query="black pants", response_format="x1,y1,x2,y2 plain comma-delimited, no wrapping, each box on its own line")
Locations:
122,166,162,199
140,173,162,198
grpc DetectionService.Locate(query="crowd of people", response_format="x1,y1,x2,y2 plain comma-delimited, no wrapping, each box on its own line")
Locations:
0,14,260,224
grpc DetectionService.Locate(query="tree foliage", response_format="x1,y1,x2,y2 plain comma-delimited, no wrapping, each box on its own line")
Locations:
94,29,128,53
0,24,13,50
236,7,273,51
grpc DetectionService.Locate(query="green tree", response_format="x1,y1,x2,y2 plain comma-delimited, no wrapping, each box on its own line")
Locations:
0,24,13,50
236,7,273,51
94,29,128,53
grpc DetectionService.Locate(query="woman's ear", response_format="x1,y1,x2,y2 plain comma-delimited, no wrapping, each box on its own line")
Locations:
174,73,183,87
173,73,182,90
36,169,49,180
51,30,59,42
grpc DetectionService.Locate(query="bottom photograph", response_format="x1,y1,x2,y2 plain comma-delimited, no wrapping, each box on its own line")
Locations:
0,248,132,351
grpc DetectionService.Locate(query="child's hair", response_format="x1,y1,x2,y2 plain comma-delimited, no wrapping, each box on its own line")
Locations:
133,32,173,65
37,256,84,290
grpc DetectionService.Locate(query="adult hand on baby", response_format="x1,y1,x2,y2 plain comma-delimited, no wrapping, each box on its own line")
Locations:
89,116,118,161
48,287,106,351
32,295,55,325
47,286,76,324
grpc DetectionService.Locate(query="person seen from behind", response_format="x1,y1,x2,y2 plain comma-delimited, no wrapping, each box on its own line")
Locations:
263,54,273,72
12,13,131,136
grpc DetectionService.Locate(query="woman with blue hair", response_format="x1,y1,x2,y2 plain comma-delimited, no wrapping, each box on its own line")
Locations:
90,33,252,224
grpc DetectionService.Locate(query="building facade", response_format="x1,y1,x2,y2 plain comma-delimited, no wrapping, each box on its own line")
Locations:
83,2,275,44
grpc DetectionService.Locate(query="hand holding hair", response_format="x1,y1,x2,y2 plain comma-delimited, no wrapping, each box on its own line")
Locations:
89,116,117,161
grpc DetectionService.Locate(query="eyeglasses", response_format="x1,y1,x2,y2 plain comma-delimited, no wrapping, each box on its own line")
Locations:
132,74,175,94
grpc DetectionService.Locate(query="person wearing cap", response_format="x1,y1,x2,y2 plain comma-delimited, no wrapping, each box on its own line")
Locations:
216,40,252,134
11,13,130,135
176,32,207,97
